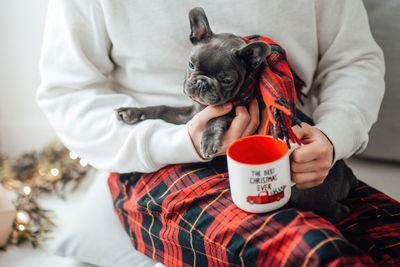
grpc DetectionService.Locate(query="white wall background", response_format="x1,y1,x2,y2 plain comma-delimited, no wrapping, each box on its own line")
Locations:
0,0,56,158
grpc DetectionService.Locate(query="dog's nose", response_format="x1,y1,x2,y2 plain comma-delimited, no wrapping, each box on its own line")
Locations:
195,79,208,91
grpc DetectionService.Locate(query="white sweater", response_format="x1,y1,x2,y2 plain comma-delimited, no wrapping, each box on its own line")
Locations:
37,0,384,173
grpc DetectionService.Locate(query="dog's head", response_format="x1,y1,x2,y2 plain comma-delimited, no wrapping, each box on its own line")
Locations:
183,7,271,106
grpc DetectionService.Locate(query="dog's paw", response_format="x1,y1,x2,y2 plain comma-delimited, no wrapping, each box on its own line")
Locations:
200,133,223,159
116,107,147,124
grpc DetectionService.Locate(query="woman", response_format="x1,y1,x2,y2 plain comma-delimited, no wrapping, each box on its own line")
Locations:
37,1,395,266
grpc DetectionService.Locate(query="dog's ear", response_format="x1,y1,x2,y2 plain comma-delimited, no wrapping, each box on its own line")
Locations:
237,42,271,69
189,7,213,44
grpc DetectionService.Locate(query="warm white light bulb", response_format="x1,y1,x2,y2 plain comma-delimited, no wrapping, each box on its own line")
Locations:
23,186,31,196
80,159,88,167
69,151,78,160
17,224,25,231
16,210,30,224
50,168,60,177
17,211,26,221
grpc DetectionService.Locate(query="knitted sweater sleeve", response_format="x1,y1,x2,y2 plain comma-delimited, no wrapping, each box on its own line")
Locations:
36,0,205,173
312,0,385,162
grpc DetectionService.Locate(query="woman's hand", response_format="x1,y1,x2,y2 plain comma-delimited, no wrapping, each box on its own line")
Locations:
290,123,334,189
187,98,260,158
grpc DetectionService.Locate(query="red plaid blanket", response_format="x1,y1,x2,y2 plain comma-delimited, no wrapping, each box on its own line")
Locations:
108,157,400,266
235,35,305,145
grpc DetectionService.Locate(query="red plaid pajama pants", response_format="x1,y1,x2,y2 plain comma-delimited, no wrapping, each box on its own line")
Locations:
108,156,400,266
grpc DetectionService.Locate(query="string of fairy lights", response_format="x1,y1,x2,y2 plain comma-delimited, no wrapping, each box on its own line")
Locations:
0,142,90,248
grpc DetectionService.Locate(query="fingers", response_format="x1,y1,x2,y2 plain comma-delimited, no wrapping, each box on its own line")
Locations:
291,158,331,173
291,161,330,187
187,103,233,157
242,98,260,137
291,169,328,189
216,100,261,156
292,123,314,145
291,123,322,162
189,100,261,158
291,141,325,163
223,106,251,141
224,99,260,140
290,122,334,190
258,107,268,135
189,103,233,131
291,124,306,139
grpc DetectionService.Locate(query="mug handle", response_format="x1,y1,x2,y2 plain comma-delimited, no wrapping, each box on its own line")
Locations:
288,142,301,187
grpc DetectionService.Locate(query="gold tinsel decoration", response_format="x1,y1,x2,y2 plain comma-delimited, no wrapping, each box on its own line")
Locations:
0,142,90,248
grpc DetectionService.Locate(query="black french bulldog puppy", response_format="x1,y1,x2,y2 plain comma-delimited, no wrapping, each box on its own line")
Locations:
117,7,358,223
117,7,269,159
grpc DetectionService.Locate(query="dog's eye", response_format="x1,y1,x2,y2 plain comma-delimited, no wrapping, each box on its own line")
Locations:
222,78,234,84
188,62,195,70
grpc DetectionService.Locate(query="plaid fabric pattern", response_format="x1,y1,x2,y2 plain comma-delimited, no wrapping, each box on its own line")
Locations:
108,157,400,266
336,184,400,266
237,35,304,145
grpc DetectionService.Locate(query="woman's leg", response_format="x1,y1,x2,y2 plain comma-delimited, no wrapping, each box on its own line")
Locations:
336,182,400,267
109,157,375,266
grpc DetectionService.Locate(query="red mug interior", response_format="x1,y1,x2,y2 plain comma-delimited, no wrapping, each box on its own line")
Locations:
227,135,288,165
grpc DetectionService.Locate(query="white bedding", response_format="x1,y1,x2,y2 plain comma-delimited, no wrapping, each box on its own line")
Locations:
1,170,96,267
1,245,93,267
0,170,161,267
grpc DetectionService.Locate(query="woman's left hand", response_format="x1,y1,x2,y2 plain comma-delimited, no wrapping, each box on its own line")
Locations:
290,123,334,189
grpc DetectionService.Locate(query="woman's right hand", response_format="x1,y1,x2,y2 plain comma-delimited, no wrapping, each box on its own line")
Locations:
187,99,260,158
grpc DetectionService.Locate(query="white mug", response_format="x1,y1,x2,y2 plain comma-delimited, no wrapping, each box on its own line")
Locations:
226,135,299,213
